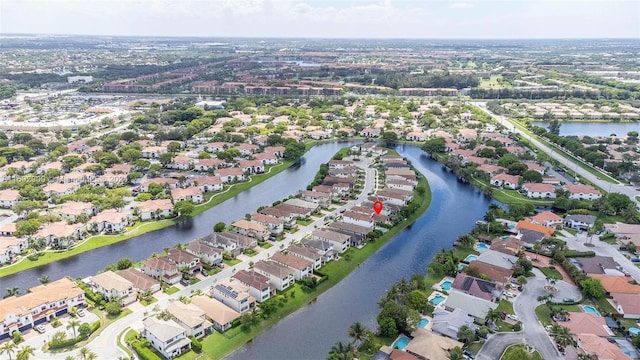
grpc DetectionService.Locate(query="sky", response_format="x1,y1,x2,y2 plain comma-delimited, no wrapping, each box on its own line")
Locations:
1,0,639,39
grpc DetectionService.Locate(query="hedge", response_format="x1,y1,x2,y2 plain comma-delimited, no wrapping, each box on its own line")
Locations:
131,341,162,360
48,321,100,349
563,250,596,258
189,335,202,353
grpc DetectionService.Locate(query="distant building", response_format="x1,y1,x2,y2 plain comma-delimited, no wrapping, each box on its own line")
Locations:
67,76,93,84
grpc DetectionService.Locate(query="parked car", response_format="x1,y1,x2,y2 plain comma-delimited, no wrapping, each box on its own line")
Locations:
562,298,575,303
77,308,85,317
35,325,46,333
507,314,519,321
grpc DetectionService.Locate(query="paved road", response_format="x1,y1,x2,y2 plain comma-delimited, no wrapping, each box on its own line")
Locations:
472,102,640,208
11,157,377,360
477,268,576,360
560,230,640,283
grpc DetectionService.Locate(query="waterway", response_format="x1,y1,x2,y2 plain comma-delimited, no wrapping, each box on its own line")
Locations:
225,145,496,360
1,141,361,293
531,121,639,137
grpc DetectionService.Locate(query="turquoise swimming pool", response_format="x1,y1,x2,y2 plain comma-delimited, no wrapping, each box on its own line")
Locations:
431,294,446,305
440,280,452,291
630,327,640,336
417,318,430,328
464,254,478,263
458,263,468,271
477,243,489,250
393,336,411,350
583,305,601,317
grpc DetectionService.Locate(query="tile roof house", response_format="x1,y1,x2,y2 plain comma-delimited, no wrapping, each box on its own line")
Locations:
89,271,136,305
142,317,191,359
611,292,640,319
528,211,563,228
516,221,555,238
142,257,182,285
522,182,556,199
211,278,256,314
190,295,240,333
590,274,640,295
575,333,631,360
0,189,21,208
270,252,314,280
404,328,464,360
167,248,201,274
232,270,275,303
166,301,212,339
561,312,613,337
467,261,513,285
312,229,351,254
564,184,602,201
171,187,204,204
253,260,295,291
136,199,174,221
490,174,520,190
186,239,222,266
116,268,161,294
88,209,133,233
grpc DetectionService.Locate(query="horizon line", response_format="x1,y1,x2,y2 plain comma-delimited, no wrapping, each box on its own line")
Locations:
1,33,639,41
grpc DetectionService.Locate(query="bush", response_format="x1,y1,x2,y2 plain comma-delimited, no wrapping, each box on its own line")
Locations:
132,341,162,360
189,336,202,353
563,250,596,258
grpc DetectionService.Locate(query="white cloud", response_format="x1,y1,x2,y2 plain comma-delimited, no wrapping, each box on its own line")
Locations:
450,2,474,9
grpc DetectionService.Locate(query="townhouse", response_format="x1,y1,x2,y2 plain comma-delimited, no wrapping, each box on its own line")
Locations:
311,229,351,254
232,270,275,303
142,257,182,285
170,187,204,204
53,201,98,222
211,278,256,314
521,182,556,199
186,239,223,266
167,156,195,171
136,199,174,221
166,301,211,339
88,209,133,233
0,236,27,264
0,189,21,208
167,248,201,274
490,174,521,190
89,270,137,305
564,184,602,201
194,158,226,172
43,182,80,197
238,160,265,174
34,221,85,249
142,317,191,359
252,152,278,165
270,252,314,280
214,167,246,183
253,260,295,291
141,178,178,192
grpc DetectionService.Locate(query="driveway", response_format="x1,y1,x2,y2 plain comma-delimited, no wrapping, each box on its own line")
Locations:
478,268,570,360
10,157,378,359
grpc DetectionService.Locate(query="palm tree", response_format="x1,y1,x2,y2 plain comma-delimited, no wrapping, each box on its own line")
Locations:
533,242,543,261
16,345,35,360
5,287,19,298
551,325,573,348
0,342,16,360
39,274,50,285
67,319,81,340
448,346,465,360
485,308,503,326
77,346,96,360
348,322,367,348
328,341,355,360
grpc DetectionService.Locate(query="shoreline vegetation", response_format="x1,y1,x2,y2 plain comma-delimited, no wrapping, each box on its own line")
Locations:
0,139,351,278
168,148,433,360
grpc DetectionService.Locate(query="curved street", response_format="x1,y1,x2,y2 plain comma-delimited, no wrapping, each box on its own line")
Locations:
5,158,377,360
477,268,581,360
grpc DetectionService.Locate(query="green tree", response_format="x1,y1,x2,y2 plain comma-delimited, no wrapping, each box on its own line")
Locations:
522,169,543,183
0,342,16,360
448,347,464,360
66,319,81,339
116,258,133,270
174,200,194,219
159,152,174,165
377,316,398,338
167,141,182,153
214,222,226,232
422,137,446,153
15,219,41,238
15,345,34,360
456,325,476,344
348,322,367,348
404,290,428,313
38,274,49,284
580,278,606,299
5,287,19,298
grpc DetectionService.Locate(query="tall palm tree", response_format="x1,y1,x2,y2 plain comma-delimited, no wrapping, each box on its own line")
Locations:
39,274,50,285
0,342,16,360
16,345,35,360
348,322,367,348
67,319,81,340
329,341,355,360
448,346,465,360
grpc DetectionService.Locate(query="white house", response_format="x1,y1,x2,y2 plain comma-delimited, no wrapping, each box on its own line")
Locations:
564,214,597,230
186,239,222,266
211,278,256,314
232,270,275,303
564,184,602,201
253,260,295,291
312,229,350,254
194,176,223,193
171,187,204,204
142,317,191,359
89,209,132,233
270,252,313,280
522,183,556,199
137,199,174,221
89,271,136,305
342,211,375,229
0,189,21,208
166,301,211,339
490,174,521,190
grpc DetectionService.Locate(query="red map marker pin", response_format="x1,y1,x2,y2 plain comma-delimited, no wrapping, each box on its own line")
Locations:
373,201,383,215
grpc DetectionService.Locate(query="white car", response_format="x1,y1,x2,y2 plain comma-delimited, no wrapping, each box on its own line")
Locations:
77,308,85,317
35,325,46,333
507,314,519,321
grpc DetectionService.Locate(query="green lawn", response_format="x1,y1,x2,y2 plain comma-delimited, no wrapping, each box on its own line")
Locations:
0,159,299,279
296,218,314,226
258,242,273,249
466,341,483,355
139,297,157,306
497,299,514,314
538,267,563,280
480,75,509,89
223,258,242,266
500,344,543,360
535,304,581,326
164,286,179,295
178,168,433,360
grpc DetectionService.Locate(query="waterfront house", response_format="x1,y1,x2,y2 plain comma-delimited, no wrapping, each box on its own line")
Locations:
431,307,478,341
167,248,201,274
564,215,597,230
443,290,498,322
88,209,133,233
142,257,182,285
253,260,295,291
490,174,521,190
405,328,465,360
116,268,161,295
186,239,223,266
215,167,246,183
301,239,335,263
311,229,351,254
270,252,314,280
232,270,275,303
89,270,136,305
259,207,296,227
0,236,27,264
166,301,211,339
211,278,256,314
53,201,98,222
142,317,191,359
190,295,240,333
238,160,265,174
194,176,223,192
564,184,602,201
251,213,284,235
467,261,513,285
327,221,370,247
528,211,563,228
171,187,204,204
451,273,499,301
287,244,322,270
232,219,270,241
34,221,84,248
136,199,174,221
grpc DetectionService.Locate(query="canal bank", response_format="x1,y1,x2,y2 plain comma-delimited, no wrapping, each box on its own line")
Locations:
0,141,362,293
225,145,496,360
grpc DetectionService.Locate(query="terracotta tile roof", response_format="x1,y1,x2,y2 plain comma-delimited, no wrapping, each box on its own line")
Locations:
562,312,612,337
590,274,640,294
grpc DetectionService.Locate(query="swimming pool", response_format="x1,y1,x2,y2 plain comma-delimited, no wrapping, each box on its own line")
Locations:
630,327,640,336
458,263,468,271
417,318,430,328
440,280,452,291
431,294,446,305
393,336,411,350
477,243,489,250
464,254,478,263
583,305,601,317
500,236,509,240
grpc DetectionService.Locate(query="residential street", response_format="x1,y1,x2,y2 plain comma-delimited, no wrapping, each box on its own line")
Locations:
15,157,377,360
472,102,640,208
477,268,579,360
